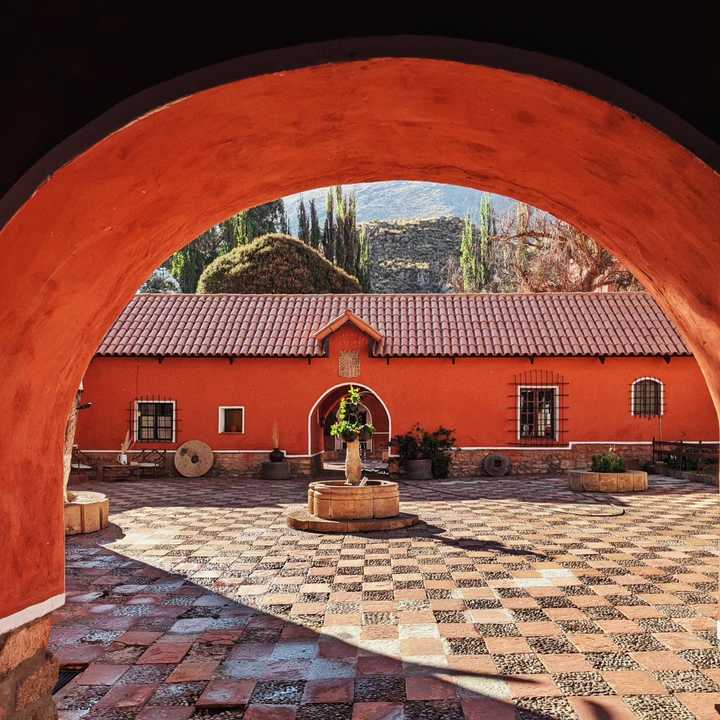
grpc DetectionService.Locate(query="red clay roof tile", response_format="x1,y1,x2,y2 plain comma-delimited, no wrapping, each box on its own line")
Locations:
98,292,690,358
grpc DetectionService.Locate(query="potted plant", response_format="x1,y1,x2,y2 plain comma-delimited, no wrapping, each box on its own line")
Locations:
268,420,285,462
330,385,374,485
591,448,625,473
394,424,456,480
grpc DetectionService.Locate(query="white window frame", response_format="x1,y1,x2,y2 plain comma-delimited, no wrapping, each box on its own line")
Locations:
517,385,560,442
218,405,245,434
631,377,664,417
134,400,176,443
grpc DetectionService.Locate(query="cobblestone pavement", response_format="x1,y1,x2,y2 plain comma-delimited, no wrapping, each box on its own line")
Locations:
52,475,718,719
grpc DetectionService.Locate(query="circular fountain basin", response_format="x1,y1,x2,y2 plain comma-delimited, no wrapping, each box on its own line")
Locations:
287,479,419,533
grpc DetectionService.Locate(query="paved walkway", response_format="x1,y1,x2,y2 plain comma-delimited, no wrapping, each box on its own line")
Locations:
53,475,718,719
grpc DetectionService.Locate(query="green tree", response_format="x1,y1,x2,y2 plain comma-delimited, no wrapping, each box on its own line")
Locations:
309,199,321,249
297,199,310,244
357,225,371,291
322,190,335,262
320,186,362,277
460,212,480,292
233,199,288,245
197,234,361,294
139,267,182,293
477,193,495,288
168,199,289,292
170,236,216,292
460,193,495,292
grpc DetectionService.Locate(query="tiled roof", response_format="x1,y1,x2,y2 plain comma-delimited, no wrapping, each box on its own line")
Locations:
98,292,691,358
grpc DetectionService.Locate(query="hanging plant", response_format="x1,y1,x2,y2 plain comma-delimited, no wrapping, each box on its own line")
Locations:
330,385,375,443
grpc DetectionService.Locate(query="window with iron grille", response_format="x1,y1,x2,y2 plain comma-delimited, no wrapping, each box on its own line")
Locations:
135,401,175,442
510,370,568,445
632,378,663,417
519,386,558,442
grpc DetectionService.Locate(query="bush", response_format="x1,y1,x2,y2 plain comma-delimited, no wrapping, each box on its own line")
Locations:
591,449,625,473
394,424,456,478
197,233,361,294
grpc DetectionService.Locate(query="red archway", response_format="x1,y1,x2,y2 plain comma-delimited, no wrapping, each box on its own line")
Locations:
1,39,718,640
308,383,392,461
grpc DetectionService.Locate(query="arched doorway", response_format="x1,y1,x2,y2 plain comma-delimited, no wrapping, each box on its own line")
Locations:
0,38,718,661
308,383,392,464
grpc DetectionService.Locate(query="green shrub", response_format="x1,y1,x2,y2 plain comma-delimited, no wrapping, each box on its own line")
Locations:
197,233,361,294
591,449,625,473
393,424,456,478
329,386,374,443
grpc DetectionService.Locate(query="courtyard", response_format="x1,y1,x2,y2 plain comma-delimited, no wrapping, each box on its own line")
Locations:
52,475,718,720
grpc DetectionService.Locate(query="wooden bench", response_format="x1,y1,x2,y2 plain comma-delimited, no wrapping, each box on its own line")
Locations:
96,450,167,481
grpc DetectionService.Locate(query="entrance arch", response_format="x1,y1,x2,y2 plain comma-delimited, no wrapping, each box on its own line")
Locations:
0,37,718,633
307,382,393,458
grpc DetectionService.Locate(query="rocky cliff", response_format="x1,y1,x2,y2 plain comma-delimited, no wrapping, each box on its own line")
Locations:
364,217,463,293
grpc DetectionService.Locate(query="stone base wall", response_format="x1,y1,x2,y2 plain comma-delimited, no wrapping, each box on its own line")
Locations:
79,450,322,480
0,617,57,720
389,443,654,477
211,453,322,479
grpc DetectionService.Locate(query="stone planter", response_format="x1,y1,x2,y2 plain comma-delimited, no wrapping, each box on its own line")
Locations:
405,458,432,480
262,460,290,480
64,491,109,535
568,470,648,493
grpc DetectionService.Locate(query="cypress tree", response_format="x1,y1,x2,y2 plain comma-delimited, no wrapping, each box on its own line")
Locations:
477,193,495,288
297,199,310,244
322,189,335,262
309,199,321,249
460,212,479,291
357,225,370,291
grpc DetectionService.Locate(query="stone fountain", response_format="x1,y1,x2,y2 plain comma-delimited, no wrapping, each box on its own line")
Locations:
287,387,418,532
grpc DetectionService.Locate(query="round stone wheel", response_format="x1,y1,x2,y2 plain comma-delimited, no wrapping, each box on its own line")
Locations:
483,453,511,476
174,440,214,477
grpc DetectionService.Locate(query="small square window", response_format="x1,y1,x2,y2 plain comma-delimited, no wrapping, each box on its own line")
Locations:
219,406,245,433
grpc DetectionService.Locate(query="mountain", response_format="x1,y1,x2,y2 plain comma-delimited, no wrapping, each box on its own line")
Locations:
283,181,514,231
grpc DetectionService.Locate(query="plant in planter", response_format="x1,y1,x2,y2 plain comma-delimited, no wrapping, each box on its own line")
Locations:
394,424,456,479
268,420,285,462
330,385,374,485
591,447,625,473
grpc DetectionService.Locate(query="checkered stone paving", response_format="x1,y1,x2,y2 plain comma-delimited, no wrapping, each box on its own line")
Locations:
52,474,718,719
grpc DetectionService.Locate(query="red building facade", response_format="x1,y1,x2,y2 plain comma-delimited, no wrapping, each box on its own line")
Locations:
77,292,718,476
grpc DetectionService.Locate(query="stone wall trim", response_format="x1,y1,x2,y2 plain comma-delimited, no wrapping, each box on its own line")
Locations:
0,595,64,636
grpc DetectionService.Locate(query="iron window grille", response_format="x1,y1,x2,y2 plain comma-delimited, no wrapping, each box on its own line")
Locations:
631,377,664,417
510,370,568,445
133,399,176,442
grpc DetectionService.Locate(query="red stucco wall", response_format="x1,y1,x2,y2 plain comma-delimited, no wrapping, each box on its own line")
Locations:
77,324,717,455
